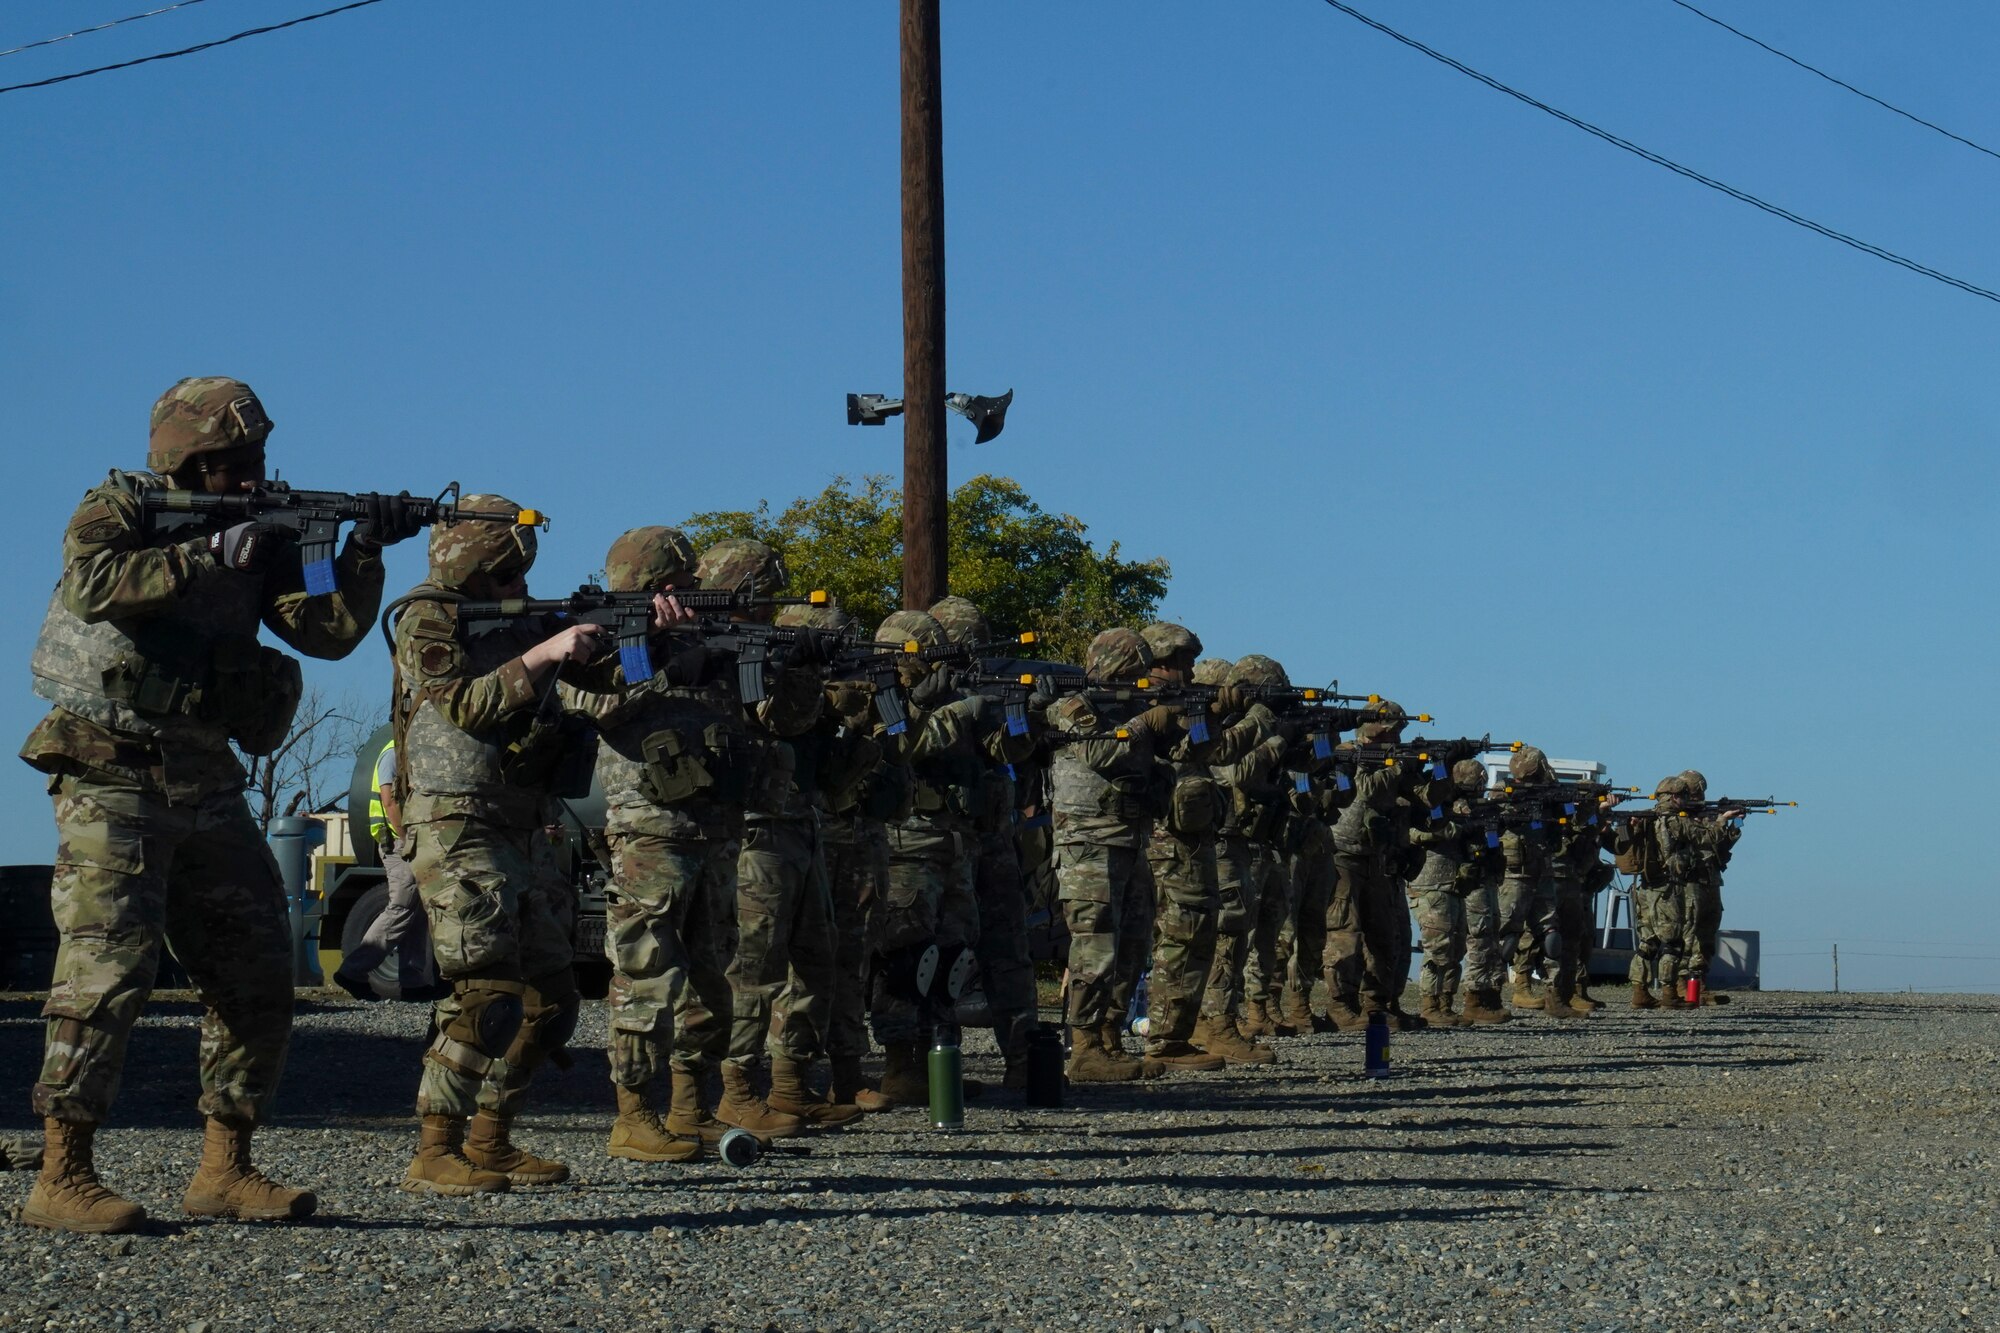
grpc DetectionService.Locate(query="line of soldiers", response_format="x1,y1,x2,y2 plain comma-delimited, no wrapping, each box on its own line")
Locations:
15,377,1754,1235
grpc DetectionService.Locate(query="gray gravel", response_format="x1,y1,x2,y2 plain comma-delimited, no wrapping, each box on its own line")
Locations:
1,989,1995,1332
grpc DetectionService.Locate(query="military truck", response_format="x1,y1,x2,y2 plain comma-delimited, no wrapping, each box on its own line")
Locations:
315,724,612,999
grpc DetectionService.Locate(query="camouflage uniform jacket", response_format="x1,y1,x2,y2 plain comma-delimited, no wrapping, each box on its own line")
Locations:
899,689,1035,833
393,584,622,828
1045,693,1199,849
1407,795,1480,892
1330,753,1426,863
22,469,382,802
1209,706,1290,843
566,669,762,842
1162,704,1276,844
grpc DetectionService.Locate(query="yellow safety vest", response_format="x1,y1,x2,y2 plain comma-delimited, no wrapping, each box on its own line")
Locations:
368,740,395,844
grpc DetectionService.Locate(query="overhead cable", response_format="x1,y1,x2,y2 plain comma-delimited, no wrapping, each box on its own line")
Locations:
0,0,214,60
0,0,386,96
1316,0,2000,306
1668,0,2000,164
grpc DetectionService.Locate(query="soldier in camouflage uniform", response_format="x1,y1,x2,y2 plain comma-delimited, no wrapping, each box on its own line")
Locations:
1458,780,1514,1025
1215,656,1301,1039
1548,791,1617,1015
393,496,643,1194
1404,759,1491,1026
869,609,1036,1101
18,378,411,1232
1137,625,1268,1069
1331,702,1447,1030
930,596,1040,1087
564,526,740,1163
1484,746,1585,1020
1675,769,1743,1001
1609,777,1686,1009
697,539,841,1138
772,602,907,1111
1048,630,1236,1081
1196,657,1281,1040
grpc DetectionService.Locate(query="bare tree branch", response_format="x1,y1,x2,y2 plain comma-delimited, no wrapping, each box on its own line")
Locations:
237,686,386,833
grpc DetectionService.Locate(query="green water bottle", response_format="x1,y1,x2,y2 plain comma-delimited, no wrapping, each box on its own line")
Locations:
928,1038,965,1130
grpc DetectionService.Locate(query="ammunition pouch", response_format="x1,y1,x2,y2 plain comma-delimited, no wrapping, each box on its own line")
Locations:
1099,769,1170,824
501,712,599,796
204,635,303,757
858,764,913,822
1164,774,1224,839
638,724,758,809
1395,844,1426,881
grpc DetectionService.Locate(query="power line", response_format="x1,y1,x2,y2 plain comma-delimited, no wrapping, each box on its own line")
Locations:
1315,0,2000,307
0,0,214,60
1667,0,2000,164
0,0,386,96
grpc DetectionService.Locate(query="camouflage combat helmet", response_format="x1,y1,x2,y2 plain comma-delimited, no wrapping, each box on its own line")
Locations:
1451,758,1488,793
1356,696,1408,744
148,376,273,473
1085,628,1152,683
1678,769,1709,799
429,493,536,589
775,602,854,634
928,595,990,648
1655,774,1689,801
877,609,946,651
1191,657,1233,686
604,526,696,594
1227,654,1288,688
1139,622,1203,668
696,538,788,596
1508,744,1553,783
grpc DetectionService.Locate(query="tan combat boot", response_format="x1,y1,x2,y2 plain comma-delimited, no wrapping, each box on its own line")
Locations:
1419,994,1467,1029
402,1114,510,1196
1279,987,1315,1033
768,1056,864,1127
1570,982,1601,1012
1327,997,1369,1032
182,1116,317,1220
1101,1021,1168,1078
608,1084,701,1163
715,1061,806,1139
1066,1026,1152,1082
1002,1051,1031,1091
664,1064,730,1143
875,1042,930,1107
1460,989,1513,1025
830,1053,894,1113
22,1118,145,1234
1630,983,1659,1010
1239,999,1277,1038
464,1111,570,1184
1542,993,1589,1020
1146,1040,1226,1071
1192,1016,1278,1066
1509,970,1543,1010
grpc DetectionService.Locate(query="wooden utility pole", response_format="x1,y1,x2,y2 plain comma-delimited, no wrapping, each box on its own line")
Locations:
900,0,947,609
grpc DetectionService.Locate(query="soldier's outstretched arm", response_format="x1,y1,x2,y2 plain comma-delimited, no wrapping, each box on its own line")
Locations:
261,536,385,661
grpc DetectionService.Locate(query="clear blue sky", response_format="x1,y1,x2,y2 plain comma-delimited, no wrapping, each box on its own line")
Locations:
2,1,1994,993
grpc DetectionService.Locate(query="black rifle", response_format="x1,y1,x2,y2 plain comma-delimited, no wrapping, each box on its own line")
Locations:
142,480,542,597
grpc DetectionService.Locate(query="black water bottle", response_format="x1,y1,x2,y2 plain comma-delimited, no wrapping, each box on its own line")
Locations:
1025,1025,1066,1108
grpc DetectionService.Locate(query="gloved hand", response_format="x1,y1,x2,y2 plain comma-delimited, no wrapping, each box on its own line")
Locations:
207,521,286,572
662,644,729,688
825,679,875,726
1133,704,1180,738
783,627,837,668
1210,684,1249,717
1444,739,1483,765
353,491,423,548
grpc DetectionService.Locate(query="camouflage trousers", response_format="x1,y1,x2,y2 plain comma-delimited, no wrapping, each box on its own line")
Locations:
602,828,736,1087
1243,841,1296,1009
1202,836,1277,1020
1057,839,1152,1031
1143,828,1217,1048
1545,874,1591,1001
1408,883,1466,1001
1494,875,1559,996
1569,890,1600,993
1462,877,1507,994
870,819,977,1046
782,815,883,1065
1627,881,1684,990
1018,819,1064,963
35,775,292,1126
1288,819,1358,1013
1336,851,1410,1013
408,814,578,1118
1682,880,1724,980
974,825,1037,1059
728,816,834,1067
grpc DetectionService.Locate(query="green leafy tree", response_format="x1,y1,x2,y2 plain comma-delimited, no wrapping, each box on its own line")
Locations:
678,474,1169,661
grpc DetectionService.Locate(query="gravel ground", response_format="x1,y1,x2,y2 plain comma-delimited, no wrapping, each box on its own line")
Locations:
0,987,1994,1333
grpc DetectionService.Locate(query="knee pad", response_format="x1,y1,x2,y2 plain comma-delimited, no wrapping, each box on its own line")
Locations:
515,970,582,1068
430,978,527,1077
